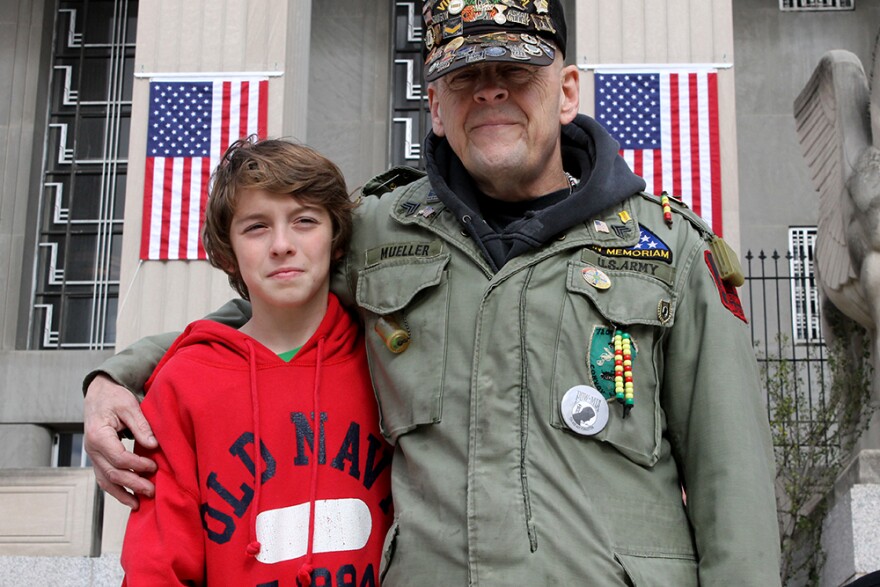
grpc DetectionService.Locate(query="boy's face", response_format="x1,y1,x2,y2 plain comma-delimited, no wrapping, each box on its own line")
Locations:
229,188,335,315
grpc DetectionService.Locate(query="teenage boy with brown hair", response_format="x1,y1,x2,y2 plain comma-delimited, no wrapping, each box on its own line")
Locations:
120,138,391,586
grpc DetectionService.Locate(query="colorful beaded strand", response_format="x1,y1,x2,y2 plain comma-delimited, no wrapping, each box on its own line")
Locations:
614,333,625,405
661,192,673,227
614,330,635,418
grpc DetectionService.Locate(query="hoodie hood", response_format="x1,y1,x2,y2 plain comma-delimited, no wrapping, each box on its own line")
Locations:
424,114,646,269
148,293,358,374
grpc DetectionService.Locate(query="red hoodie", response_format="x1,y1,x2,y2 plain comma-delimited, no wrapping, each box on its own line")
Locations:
121,294,393,586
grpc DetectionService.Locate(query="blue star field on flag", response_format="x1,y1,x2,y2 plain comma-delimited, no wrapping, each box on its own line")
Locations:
596,73,661,150
146,82,213,157
628,226,670,252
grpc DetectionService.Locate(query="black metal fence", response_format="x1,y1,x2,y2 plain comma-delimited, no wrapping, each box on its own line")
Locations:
744,247,877,584
742,248,832,451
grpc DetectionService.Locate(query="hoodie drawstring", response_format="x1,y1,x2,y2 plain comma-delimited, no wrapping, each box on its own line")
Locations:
244,339,262,557
297,336,324,587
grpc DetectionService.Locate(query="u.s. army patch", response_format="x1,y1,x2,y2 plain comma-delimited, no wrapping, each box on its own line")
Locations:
580,248,675,286
587,326,638,399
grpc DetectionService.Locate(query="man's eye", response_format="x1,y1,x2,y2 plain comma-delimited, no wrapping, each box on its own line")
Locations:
504,67,533,81
447,72,475,87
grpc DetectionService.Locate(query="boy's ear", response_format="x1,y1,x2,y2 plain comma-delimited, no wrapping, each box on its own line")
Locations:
221,254,239,276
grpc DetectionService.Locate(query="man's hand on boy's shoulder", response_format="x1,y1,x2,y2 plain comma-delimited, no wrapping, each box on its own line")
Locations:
84,374,159,509
361,166,426,198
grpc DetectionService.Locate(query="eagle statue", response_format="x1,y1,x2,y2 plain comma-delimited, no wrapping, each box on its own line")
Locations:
793,35,880,405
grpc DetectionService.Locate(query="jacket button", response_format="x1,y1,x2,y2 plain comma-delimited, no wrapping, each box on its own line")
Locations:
460,215,471,236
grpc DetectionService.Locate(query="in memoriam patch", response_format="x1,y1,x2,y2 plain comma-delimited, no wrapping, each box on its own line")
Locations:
589,225,673,265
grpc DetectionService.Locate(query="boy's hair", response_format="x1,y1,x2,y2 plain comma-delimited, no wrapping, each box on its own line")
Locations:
203,136,355,300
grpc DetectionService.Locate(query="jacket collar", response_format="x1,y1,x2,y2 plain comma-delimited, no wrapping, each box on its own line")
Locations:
417,114,646,270
386,177,643,277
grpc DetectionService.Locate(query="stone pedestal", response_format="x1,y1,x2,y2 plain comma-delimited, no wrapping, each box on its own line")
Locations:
821,450,880,586
0,468,100,557
0,554,122,586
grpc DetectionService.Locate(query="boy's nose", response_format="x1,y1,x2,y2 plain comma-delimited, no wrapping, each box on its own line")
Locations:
271,231,295,255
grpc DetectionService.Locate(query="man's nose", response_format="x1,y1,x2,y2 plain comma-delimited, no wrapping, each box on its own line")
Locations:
474,72,508,103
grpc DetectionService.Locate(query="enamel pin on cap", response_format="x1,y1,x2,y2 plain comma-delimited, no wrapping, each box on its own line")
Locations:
422,0,568,82
560,385,609,436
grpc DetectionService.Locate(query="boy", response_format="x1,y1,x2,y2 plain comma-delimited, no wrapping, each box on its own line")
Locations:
120,138,392,586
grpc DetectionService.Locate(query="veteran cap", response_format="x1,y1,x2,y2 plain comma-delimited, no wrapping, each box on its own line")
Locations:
422,0,568,82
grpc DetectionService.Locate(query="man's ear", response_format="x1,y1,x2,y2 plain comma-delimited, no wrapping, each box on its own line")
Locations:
559,64,580,125
427,84,446,137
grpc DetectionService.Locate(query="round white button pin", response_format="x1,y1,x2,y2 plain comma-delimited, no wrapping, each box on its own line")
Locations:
560,385,609,436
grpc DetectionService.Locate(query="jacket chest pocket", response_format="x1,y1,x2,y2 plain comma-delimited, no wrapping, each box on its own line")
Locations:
356,253,451,442
549,260,677,467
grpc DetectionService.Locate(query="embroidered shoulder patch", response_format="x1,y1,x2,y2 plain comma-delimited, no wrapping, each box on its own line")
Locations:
589,225,673,265
587,326,638,399
704,251,747,323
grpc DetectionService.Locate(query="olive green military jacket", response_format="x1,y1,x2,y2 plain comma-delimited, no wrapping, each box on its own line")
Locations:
335,175,780,586
93,175,781,586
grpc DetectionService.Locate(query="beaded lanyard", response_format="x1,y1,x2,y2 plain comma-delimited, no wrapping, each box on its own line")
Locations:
661,192,673,227
613,330,634,418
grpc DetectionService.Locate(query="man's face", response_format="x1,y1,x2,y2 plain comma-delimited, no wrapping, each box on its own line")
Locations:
427,56,579,201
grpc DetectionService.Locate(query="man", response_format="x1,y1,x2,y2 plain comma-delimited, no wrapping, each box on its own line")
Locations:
84,1,782,584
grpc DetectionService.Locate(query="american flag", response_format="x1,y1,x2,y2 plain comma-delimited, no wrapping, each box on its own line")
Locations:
595,70,722,235
140,77,268,260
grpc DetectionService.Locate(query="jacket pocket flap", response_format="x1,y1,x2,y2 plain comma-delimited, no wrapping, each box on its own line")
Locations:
357,253,450,314
615,552,697,586
567,260,677,327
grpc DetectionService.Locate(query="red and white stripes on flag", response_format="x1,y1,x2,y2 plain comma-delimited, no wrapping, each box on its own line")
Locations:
595,69,723,235
140,77,268,260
